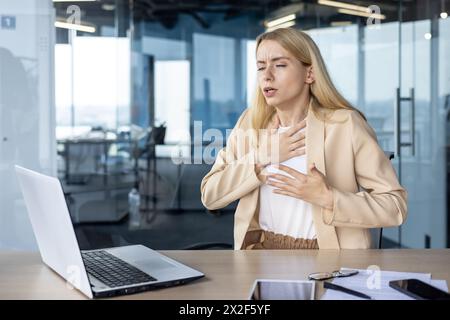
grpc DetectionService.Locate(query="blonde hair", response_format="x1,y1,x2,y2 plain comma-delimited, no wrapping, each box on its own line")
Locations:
251,27,365,130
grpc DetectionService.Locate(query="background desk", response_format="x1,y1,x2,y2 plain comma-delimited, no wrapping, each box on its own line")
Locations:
0,249,449,300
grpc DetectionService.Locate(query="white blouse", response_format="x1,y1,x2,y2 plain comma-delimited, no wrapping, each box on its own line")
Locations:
258,126,316,240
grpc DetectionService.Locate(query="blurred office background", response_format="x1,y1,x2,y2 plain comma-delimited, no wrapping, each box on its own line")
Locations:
1,0,450,250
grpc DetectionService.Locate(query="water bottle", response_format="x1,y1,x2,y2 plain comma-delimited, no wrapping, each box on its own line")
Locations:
128,187,140,227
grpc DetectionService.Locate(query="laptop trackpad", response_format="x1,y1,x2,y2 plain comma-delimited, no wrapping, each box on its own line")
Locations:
134,257,177,271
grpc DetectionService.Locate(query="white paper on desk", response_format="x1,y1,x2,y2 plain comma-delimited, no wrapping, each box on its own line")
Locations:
321,268,449,300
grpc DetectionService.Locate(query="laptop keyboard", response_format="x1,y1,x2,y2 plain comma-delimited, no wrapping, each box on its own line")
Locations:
82,250,157,288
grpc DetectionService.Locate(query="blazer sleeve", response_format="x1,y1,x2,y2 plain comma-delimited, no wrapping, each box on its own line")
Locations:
200,109,263,210
322,111,408,228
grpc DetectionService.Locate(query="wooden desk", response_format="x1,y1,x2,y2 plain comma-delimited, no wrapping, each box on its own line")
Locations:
1,249,449,300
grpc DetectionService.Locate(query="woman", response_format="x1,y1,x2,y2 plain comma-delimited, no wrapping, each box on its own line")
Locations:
201,28,407,250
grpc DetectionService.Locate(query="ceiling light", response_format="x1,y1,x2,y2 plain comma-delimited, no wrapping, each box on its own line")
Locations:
318,0,368,12
337,8,386,20
55,21,96,33
53,0,96,2
265,14,296,28
102,4,115,11
266,20,296,32
330,21,352,27
440,0,448,20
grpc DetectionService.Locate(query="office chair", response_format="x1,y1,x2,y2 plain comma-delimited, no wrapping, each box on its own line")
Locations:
132,126,175,214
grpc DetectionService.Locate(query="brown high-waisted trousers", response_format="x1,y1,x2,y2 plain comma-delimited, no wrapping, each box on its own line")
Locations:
244,230,319,250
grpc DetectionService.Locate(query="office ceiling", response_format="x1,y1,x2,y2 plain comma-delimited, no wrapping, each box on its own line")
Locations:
53,0,445,32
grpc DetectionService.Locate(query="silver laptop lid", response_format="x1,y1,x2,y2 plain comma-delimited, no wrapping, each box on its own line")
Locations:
15,165,93,298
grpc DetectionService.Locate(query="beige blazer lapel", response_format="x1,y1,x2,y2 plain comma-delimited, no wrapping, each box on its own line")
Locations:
306,110,340,249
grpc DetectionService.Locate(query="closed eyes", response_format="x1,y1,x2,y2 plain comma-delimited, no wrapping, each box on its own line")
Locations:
257,65,287,71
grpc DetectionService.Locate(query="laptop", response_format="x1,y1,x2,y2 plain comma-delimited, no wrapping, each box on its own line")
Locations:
15,165,204,298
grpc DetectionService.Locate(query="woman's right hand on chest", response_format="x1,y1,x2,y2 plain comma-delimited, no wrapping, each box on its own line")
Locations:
256,116,306,168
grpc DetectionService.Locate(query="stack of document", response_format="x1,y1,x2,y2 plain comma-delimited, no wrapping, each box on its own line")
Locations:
321,268,448,300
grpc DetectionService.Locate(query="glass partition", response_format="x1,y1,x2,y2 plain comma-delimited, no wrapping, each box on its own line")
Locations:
3,0,446,250
0,0,55,250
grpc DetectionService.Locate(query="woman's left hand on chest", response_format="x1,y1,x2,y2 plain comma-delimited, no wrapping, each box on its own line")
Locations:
267,163,334,210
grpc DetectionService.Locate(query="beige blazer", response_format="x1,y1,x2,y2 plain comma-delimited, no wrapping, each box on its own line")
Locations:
200,107,407,250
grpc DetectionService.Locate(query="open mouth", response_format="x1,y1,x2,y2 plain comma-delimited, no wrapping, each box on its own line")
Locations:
263,87,278,97
263,87,277,93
